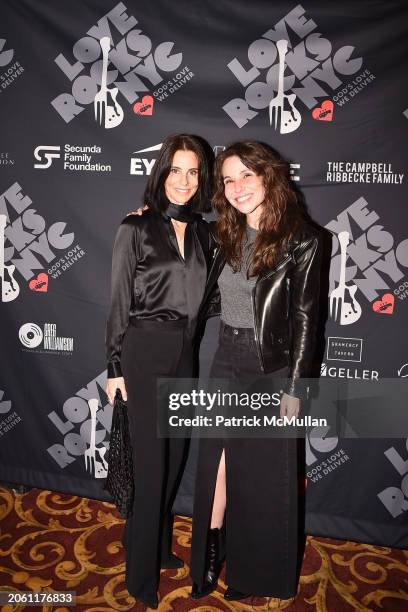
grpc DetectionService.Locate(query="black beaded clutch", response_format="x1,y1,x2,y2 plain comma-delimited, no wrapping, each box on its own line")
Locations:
104,389,134,518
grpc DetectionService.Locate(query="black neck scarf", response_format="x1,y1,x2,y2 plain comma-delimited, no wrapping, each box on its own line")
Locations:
162,198,206,337
165,200,197,223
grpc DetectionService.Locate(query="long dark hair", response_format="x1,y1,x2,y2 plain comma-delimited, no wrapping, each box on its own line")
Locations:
144,134,213,213
213,141,304,276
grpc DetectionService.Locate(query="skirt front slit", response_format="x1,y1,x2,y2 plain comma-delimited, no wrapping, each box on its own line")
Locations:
190,323,301,598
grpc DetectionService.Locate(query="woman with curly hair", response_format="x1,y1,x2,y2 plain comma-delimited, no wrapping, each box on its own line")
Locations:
190,141,323,604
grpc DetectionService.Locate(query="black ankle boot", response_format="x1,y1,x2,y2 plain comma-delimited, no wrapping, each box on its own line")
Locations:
224,586,251,601
191,527,223,599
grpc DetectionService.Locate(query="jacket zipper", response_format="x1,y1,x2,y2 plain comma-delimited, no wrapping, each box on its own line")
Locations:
200,246,222,311
251,286,265,372
207,246,222,281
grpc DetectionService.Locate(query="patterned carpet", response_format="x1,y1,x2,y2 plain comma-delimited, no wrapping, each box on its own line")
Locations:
0,486,407,611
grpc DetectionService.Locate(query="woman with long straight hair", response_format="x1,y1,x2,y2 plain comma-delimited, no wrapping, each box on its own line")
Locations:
105,134,214,609
190,141,323,605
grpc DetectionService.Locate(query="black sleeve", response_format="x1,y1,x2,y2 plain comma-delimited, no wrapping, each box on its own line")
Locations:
286,234,323,399
105,220,138,378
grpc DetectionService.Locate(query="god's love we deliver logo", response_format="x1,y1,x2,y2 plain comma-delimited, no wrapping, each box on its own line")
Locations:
223,4,374,133
0,182,86,303
51,2,193,129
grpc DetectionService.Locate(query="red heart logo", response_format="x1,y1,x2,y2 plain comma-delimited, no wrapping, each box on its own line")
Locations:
133,95,154,116
312,100,334,121
372,293,394,314
29,272,48,293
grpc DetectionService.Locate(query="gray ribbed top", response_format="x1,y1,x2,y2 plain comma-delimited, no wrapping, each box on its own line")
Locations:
219,225,258,328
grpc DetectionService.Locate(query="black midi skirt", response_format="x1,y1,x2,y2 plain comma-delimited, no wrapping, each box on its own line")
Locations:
190,323,304,598
120,319,194,602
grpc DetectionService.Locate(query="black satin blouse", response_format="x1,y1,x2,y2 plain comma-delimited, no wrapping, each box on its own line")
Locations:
106,210,211,378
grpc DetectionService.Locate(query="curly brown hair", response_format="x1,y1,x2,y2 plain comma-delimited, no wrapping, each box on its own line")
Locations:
213,141,304,276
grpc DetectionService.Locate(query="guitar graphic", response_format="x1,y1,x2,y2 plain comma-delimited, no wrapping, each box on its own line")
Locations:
329,231,362,325
0,214,20,302
269,40,302,134
94,37,124,129
84,398,108,478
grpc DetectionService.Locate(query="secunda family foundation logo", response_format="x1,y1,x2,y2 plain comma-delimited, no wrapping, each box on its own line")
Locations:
19,322,74,354
51,2,192,128
326,196,408,325
34,144,111,173
0,182,86,302
223,4,372,132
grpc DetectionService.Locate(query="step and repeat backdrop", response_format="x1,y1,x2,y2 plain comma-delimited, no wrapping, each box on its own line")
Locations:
1,1,407,547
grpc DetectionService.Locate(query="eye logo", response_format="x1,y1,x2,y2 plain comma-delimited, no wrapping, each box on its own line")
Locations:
19,323,43,348
130,143,162,176
34,146,61,169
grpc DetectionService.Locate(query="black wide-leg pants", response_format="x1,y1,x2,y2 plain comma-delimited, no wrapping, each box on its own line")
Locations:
120,319,193,601
190,323,302,599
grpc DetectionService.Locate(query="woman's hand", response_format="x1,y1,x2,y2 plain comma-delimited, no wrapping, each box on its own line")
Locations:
106,377,127,405
280,392,300,419
127,205,149,216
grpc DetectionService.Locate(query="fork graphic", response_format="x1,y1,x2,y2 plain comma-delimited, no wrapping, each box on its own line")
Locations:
269,40,301,134
84,398,108,478
94,37,124,129
329,231,362,325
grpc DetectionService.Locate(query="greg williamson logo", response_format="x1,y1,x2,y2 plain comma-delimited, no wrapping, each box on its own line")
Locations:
19,322,74,354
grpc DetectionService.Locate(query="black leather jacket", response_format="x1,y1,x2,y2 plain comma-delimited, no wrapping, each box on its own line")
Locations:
198,223,323,398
